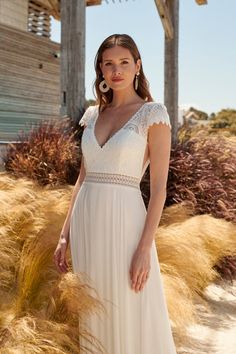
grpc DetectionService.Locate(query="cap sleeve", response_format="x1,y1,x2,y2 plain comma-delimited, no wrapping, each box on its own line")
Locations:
79,106,95,127
147,102,172,131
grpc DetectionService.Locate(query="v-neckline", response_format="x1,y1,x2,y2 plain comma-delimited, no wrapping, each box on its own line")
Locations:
93,102,147,149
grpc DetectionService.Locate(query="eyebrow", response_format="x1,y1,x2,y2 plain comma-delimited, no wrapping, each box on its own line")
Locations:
103,58,131,62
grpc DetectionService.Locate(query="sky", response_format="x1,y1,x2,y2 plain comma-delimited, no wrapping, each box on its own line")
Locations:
50,0,236,116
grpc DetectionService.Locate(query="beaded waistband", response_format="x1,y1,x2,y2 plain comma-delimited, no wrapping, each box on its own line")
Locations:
84,172,140,189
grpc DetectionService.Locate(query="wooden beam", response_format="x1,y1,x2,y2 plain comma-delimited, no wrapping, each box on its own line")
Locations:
86,0,102,6
164,0,179,145
31,0,60,20
153,0,174,40
33,0,102,20
195,0,208,5
60,0,86,120
47,0,60,19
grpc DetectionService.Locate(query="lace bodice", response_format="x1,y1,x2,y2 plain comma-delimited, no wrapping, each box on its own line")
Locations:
79,102,171,181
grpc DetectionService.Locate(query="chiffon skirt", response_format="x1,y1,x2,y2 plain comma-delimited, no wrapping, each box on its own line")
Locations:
69,180,177,354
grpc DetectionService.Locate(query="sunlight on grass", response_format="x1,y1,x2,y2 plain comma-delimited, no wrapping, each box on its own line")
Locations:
0,172,235,352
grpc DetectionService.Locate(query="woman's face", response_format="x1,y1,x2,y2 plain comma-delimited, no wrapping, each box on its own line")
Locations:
99,45,141,92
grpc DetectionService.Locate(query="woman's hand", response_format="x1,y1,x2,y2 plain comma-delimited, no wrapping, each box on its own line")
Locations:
129,247,151,292
53,238,69,273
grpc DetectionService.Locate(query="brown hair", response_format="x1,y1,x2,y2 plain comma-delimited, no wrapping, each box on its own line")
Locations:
93,34,153,112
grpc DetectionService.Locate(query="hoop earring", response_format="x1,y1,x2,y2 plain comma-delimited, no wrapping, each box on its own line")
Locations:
134,72,140,91
99,79,110,93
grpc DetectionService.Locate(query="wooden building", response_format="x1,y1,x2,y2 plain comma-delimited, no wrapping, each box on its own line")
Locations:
0,0,101,142
0,0,207,145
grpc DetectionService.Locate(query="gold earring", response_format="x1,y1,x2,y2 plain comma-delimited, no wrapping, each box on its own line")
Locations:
134,72,140,90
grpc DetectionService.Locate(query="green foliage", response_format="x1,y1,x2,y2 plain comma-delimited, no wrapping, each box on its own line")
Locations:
209,108,236,134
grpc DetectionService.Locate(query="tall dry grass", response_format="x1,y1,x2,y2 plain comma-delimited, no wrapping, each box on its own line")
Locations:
0,172,236,353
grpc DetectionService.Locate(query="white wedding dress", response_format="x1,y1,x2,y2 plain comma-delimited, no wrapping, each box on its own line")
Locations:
69,102,177,354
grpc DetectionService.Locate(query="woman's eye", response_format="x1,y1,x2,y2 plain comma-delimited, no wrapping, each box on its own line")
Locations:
104,61,128,66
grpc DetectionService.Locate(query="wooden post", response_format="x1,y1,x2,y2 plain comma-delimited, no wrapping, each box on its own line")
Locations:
60,0,86,120
164,0,179,145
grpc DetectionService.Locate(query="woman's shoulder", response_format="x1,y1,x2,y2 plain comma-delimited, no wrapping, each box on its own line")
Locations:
144,101,171,130
79,104,98,127
144,101,168,112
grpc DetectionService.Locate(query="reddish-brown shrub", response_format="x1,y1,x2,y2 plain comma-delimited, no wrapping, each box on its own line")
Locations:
141,131,236,224
3,117,82,186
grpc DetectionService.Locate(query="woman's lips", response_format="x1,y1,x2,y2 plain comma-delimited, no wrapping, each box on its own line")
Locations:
112,78,124,82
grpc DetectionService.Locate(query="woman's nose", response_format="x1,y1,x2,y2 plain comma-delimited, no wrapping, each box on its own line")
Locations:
112,66,121,75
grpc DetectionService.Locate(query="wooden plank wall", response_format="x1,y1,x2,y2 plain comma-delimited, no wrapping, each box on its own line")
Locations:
0,23,61,141
0,0,28,32
28,0,51,38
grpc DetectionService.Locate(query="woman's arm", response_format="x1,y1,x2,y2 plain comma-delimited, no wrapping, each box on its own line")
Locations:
59,154,86,243
130,122,171,292
137,122,171,251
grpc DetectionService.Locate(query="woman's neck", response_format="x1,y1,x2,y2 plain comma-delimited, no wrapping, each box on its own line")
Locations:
109,87,143,108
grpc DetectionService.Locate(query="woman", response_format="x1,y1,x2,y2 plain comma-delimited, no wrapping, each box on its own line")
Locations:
54,34,177,354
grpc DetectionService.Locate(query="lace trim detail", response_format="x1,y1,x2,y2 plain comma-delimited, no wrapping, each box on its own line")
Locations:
79,103,171,138
84,172,140,189
119,103,171,139
79,106,95,128
146,103,171,131
124,123,139,134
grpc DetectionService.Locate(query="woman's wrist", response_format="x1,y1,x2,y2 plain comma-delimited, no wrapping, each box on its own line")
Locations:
59,233,69,244
137,240,152,252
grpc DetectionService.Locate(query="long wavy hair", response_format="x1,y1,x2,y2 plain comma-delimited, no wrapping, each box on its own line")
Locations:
93,34,154,112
